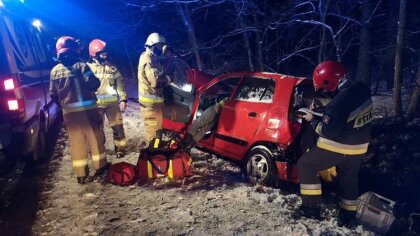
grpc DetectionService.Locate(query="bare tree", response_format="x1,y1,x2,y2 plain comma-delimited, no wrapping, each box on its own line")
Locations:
356,0,374,87
317,0,331,63
407,60,420,119
253,13,264,71
234,2,254,71
393,0,407,117
177,3,203,70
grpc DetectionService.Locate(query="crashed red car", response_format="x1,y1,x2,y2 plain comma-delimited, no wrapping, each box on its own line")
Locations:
163,69,317,185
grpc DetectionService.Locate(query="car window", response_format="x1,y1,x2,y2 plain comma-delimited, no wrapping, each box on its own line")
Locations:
233,77,275,103
197,77,241,118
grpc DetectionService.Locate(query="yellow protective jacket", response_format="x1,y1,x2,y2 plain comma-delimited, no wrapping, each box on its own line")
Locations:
50,62,100,114
87,60,127,106
137,48,166,104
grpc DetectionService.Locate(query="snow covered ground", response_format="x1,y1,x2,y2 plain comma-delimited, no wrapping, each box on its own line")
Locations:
1,100,374,235
0,81,417,235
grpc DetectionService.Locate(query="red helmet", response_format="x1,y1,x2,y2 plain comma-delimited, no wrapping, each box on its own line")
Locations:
56,36,79,58
312,61,348,92
89,39,107,57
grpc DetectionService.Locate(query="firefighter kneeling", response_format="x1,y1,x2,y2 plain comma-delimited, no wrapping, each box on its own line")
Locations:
88,39,128,158
50,36,107,184
296,61,373,227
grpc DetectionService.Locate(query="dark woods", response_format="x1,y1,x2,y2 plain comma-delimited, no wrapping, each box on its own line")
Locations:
84,0,419,118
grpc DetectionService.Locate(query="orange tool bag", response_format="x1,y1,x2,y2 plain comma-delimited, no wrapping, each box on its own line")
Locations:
107,162,137,186
137,138,192,180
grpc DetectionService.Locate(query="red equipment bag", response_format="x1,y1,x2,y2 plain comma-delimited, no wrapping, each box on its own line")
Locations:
137,138,192,179
106,162,137,186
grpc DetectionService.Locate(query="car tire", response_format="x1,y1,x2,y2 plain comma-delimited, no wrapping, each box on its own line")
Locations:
243,146,277,186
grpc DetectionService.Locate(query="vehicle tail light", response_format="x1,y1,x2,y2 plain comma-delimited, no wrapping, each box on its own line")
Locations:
4,78,15,90
7,99,19,111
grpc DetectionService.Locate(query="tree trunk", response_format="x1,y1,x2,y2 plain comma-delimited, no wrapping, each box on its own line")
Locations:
392,0,407,117
317,0,330,63
378,0,398,90
123,39,136,80
253,13,264,71
234,3,254,71
356,0,373,88
177,4,203,71
406,61,420,119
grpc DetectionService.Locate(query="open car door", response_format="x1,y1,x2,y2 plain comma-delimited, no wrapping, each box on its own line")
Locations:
162,69,213,133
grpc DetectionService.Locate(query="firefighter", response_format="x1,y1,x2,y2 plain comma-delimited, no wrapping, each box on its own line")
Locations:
50,36,107,184
138,32,169,145
87,39,128,158
296,61,373,226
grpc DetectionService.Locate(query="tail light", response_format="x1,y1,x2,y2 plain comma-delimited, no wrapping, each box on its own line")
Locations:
1,75,25,115
4,78,15,90
7,99,19,111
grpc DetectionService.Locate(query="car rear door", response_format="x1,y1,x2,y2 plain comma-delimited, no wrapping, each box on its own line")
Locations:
214,76,276,160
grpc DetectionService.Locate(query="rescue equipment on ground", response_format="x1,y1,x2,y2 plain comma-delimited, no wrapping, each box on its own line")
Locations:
107,162,137,186
356,191,396,234
137,137,192,180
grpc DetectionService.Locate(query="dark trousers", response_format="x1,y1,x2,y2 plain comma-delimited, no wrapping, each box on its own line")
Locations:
297,146,364,208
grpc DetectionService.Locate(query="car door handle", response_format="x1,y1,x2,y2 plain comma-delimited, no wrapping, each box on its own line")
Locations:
248,112,258,117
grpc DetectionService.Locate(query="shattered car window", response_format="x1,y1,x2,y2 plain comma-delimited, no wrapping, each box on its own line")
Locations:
234,77,275,103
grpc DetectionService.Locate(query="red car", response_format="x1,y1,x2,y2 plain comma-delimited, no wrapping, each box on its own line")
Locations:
163,70,316,185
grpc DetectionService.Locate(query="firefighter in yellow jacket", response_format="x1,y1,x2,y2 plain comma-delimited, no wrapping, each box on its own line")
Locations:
50,36,106,184
138,33,169,144
88,39,128,158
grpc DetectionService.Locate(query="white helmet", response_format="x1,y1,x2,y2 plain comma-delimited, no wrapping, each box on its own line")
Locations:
145,33,166,47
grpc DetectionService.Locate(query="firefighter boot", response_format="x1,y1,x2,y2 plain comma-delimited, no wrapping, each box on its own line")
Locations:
77,176,88,185
337,209,358,228
293,205,322,220
94,162,110,177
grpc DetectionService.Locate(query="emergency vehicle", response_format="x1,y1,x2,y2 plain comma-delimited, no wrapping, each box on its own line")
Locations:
0,5,59,161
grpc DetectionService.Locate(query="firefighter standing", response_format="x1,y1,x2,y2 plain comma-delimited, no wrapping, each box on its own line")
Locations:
296,61,373,226
138,32,169,144
50,36,107,184
88,39,128,158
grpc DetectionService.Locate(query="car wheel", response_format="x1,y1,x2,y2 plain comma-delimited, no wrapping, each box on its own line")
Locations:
243,147,276,186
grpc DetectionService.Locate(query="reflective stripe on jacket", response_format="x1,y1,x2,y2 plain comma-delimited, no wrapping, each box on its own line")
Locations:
61,100,97,114
312,80,372,155
50,62,100,114
87,60,127,105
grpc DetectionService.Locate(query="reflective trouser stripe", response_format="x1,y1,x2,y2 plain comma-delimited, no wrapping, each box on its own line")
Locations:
92,152,106,162
340,199,358,211
139,96,164,104
168,160,174,178
73,159,88,168
92,152,107,169
317,137,369,155
114,138,127,147
300,184,322,195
